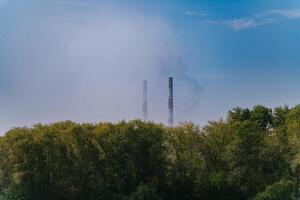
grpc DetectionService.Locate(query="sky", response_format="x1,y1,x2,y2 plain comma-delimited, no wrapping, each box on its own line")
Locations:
1,0,300,134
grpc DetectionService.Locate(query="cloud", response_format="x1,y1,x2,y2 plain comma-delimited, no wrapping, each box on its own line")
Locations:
184,9,208,17
29,0,88,6
258,8,300,19
225,18,274,31
0,0,7,8
0,1,204,133
208,8,300,30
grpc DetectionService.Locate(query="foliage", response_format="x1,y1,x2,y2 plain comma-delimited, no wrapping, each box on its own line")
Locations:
254,179,297,200
1,105,300,199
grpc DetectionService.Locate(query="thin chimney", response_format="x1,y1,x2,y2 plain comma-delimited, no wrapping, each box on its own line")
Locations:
143,80,148,121
168,77,174,126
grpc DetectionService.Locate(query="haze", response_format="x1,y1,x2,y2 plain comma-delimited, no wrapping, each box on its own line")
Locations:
1,0,300,134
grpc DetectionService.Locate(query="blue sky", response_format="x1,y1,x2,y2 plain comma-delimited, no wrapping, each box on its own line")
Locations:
0,0,300,133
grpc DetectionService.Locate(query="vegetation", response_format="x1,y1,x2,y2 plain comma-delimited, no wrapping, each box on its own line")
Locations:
1,105,300,199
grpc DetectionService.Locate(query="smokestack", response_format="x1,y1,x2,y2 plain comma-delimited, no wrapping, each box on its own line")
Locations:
168,77,174,126
143,80,148,121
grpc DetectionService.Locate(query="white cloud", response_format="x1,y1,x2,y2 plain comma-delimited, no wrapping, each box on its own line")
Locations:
0,0,7,8
225,18,274,31
208,8,300,30
0,2,204,133
184,9,208,17
259,8,300,19
206,18,273,31
28,0,88,6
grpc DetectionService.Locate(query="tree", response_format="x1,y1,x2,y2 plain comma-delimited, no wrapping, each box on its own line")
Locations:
0,105,299,200
255,179,297,200
228,107,251,122
227,121,265,198
250,105,273,131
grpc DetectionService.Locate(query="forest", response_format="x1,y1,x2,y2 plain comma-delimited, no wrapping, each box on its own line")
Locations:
1,105,300,200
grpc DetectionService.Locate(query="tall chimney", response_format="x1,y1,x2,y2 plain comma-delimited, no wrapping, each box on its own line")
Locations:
168,77,174,126
143,80,148,121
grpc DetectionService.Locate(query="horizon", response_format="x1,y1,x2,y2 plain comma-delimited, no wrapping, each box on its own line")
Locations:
1,0,300,134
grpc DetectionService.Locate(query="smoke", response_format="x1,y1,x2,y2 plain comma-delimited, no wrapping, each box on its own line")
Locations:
0,1,203,133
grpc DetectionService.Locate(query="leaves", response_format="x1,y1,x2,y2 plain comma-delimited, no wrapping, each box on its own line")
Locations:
1,104,300,199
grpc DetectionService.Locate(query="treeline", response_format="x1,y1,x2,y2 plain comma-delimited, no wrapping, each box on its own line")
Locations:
1,105,300,200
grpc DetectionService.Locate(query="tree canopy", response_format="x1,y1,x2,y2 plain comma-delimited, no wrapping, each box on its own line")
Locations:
1,105,300,200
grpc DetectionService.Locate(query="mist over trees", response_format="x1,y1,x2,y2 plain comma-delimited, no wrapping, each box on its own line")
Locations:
1,105,300,200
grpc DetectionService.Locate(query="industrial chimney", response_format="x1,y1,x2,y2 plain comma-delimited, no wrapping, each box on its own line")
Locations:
168,77,174,126
143,80,148,121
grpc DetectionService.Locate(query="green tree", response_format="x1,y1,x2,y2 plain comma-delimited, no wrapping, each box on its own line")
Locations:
0,105,299,200
227,121,265,198
255,179,297,200
250,105,273,131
